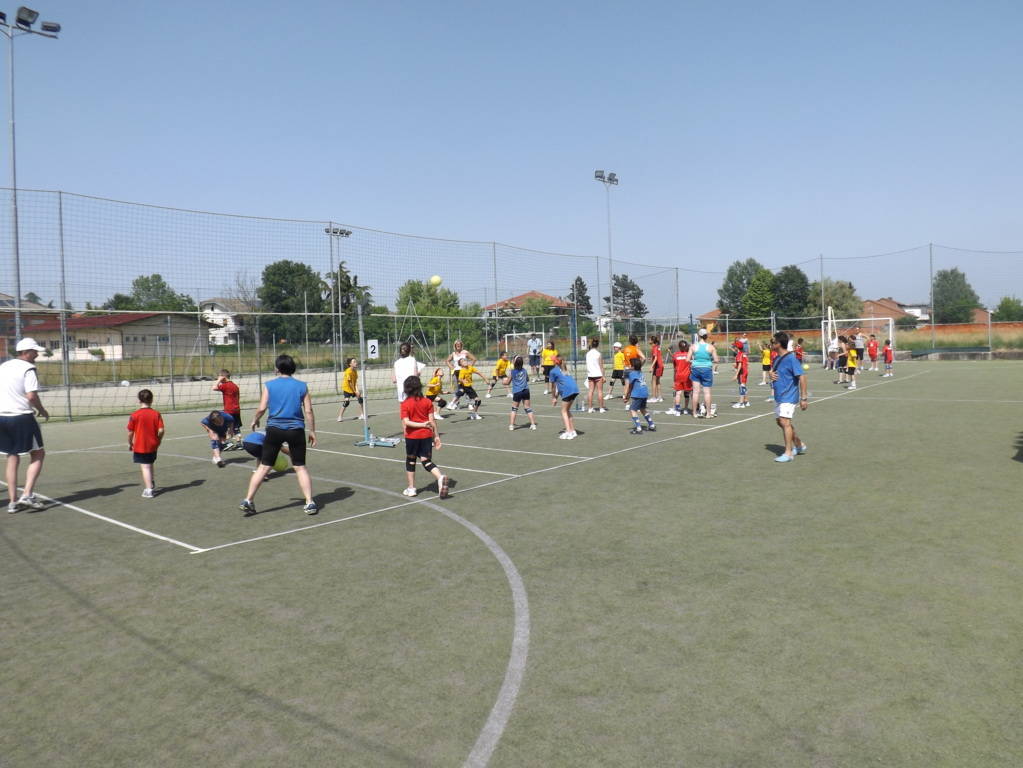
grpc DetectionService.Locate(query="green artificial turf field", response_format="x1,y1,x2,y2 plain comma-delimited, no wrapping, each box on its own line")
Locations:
2,361,1020,767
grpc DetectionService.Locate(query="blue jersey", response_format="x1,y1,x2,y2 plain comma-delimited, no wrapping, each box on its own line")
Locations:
627,369,649,398
242,431,265,448
771,352,803,404
509,367,530,394
548,367,579,397
201,411,235,437
691,341,714,369
266,376,308,429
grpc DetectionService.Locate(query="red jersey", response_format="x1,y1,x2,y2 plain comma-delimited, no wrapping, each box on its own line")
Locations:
770,349,779,363
216,380,241,412
735,351,749,381
867,339,879,359
650,343,663,373
127,407,164,453
400,395,434,439
794,345,804,361
883,345,893,363
672,351,692,388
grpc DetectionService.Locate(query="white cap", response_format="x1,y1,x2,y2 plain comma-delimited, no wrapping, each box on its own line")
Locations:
698,328,708,337
15,338,46,353
612,341,622,348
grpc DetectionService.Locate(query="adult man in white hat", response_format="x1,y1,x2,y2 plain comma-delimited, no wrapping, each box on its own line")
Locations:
1,338,50,513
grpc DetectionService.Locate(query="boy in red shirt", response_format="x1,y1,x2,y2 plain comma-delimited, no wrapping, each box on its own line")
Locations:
882,339,894,377
399,374,449,498
213,369,242,448
795,338,805,364
867,334,880,371
731,346,750,408
666,340,693,415
127,389,165,498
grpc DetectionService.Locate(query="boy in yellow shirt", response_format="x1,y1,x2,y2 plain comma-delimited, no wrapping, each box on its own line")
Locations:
607,341,626,399
336,358,366,421
486,350,511,399
457,358,488,420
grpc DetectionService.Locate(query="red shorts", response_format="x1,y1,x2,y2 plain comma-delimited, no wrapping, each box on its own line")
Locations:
674,377,692,392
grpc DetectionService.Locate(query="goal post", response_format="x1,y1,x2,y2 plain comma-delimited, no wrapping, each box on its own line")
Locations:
502,331,545,360
821,310,895,367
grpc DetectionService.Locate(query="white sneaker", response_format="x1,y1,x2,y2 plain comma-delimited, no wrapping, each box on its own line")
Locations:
732,402,744,408
598,408,607,413
359,414,367,420
558,432,568,439
710,404,717,415
665,408,680,415
142,488,155,498
588,408,595,413
529,424,537,430
506,393,512,397
435,413,445,420
564,431,577,440
446,403,457,410
18,494,45,510
486,393,492,398
508,424,515,431
543,389,549,395
402,487,417,497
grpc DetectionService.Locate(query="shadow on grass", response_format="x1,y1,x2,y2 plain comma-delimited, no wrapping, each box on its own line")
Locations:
250,486,355,517
0,529,421,765
45,483,136,509
156,479,206,494
1014,432,1023,463
764,443,786,457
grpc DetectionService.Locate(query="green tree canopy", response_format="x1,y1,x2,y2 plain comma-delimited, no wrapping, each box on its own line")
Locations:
806,278,863,319
257,260,327,343
568,276,593,315
716,258,765,320
773,265,811,329
520,297,553,316
394,279,461,316
740,268,776,323
992,295,1023,322
604,273,647,318
932,268,981,324
102,274,197,312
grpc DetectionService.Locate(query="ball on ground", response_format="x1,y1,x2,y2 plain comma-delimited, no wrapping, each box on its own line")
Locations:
429,275,442,287
273,454,289,472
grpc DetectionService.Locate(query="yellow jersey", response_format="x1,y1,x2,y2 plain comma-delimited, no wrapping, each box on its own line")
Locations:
426,375,442,397
458,366,478,387
847,348,858,369
493,358,510,378
541,348,558,366
761,348,771,366
613,351,626,371
341,367,358,394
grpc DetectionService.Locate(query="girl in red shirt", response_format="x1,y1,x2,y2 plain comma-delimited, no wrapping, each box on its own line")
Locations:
648,334,665,402
399,375,449,498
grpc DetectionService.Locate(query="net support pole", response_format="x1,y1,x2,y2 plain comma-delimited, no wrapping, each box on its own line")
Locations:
354,299,397,448
255,315,263,391
328,222,339,393
57,191,72,421
929,242,935,349
167,314,176,409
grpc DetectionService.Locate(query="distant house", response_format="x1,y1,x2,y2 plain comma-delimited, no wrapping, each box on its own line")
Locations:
199,298,254,345
25,313,209,361
483,291,574,319
1,292,54,357
861,297,920,322
696,308,722,331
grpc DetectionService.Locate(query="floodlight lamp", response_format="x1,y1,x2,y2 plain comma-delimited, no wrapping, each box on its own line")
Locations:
594,170,605,181
40,20,59,33
607,172,618,185
16,6,39,27
0,12,7,24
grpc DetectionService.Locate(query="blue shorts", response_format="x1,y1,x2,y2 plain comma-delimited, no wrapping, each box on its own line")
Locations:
0,413,44,455
529,354,541,367
690,367,713,387
630,397,648,411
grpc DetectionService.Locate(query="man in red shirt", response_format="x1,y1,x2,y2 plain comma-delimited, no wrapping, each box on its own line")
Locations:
867,335,880,371
731,347,750,408
666,340,693,415
213,369,242,446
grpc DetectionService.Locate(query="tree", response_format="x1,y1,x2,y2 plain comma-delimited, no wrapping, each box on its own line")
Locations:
394,279,460,316
740,268,776,325
520,297,553,317
895,315,919,330
102,274,197,312
717,259,765,321
24,291,43,305
603,273,647,318
322,261,375,345
992,296,1023,322
773,265,810,329
568,276,593,315
806,278,862,319
257,260,328,343
932,268,981,324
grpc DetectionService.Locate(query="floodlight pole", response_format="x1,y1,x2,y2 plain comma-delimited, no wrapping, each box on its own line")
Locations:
594,170,619,345
325,226,351,363
1,9,59,340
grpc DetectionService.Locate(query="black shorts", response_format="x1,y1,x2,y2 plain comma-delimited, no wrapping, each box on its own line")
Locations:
458,386,479,400
132,451,157,464
838,356,847,368
261,426,306,467
405,436,433,461
512,389,531,403
611,370,625,381
561,392,578,404
542,365,554,380
0,413,43,455
226,411,242,430
242,440,263,459
588,376,603,383
762,364,771,372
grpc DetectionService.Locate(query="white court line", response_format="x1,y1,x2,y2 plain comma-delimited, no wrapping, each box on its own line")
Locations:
310,446,518,477
48,434,197,455
318,428,589,460
0,480,203,552
833,395,1023,404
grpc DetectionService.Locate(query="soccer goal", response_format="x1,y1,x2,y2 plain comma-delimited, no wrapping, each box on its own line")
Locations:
502,331,545,360
821,308,894,368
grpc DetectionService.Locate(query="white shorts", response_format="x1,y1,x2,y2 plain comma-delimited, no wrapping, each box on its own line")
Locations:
774,402,797,419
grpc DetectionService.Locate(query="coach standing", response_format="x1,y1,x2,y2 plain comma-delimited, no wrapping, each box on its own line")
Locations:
1,338,50,513
769,331,808,463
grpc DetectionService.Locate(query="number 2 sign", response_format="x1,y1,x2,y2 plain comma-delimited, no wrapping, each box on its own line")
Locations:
367,339,380,359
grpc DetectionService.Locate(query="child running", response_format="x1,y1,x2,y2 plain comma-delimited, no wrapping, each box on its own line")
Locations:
486,350,511,398
127,389,164,498
666,340,693,415
399,375,449,498
624,357,656,434
548,357,579,439
882,339,894,376
504,355,537,431
213,370,242,447
608,341,626,399
201,410,236,468
336,358,366,422
456,357,488,420
541,340,559,394
731,344,750,408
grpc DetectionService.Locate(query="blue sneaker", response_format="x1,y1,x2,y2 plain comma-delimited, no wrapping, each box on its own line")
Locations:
774,454,794,463
795,444,808,455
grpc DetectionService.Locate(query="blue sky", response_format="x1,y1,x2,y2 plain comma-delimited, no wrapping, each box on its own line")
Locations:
9,0,1023,312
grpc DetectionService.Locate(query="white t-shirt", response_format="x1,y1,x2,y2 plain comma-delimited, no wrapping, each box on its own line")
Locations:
393,355,425,401
585,348,604,378
527,337,542,355
0,358,39,415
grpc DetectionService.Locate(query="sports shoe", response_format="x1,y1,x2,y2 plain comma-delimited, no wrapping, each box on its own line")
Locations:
774,454,794,463
647,425,656,432
665,408,680,416
434,413,445,420
529,424,537,430
710,404,717,415
598,408,607,413
359,414,367,420
304,501,319,515
508,424,515,431
506,392,512,397
588,408,595,413
17,494,45,510
224,441,236,451
564,431,577,440
742,402,751,408
629,427,643,435
543,389,549,395
216,458,225,468
681,408,692,415
239,499,257,517
795,444,808,455
731,402,744,409
7,502,20,514
336,416,344,422
446,402,457,410
402,487,418,497
438,476,450,499
141,488,155,498
485,393,492,398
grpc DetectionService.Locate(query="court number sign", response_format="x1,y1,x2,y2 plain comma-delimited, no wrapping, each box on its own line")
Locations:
367,339,380,359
